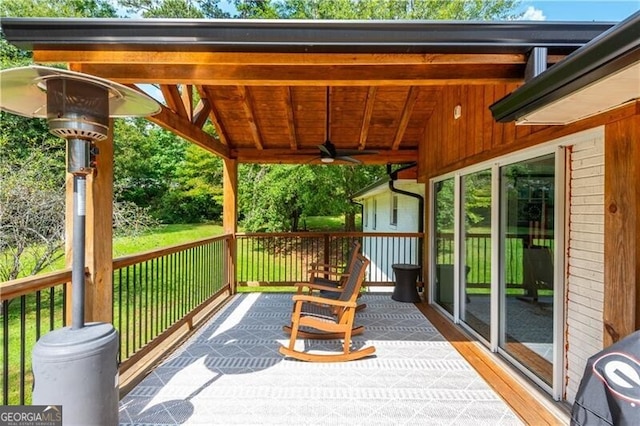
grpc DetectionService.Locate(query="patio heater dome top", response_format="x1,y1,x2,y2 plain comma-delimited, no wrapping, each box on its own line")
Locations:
0,65,160,120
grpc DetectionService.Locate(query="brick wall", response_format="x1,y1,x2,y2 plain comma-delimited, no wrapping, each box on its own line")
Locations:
565,129,605,403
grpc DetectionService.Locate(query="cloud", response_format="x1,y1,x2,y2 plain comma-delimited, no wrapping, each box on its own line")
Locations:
521,6,547,21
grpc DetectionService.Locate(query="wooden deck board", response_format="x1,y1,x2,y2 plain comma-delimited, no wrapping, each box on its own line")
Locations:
414,302,569,425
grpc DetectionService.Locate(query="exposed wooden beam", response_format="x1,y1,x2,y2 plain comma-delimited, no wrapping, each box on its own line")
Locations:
358,86,377,150
223,158,238,294
160,84,188,119
74,63,524,86
192,99,210,129
147,102,230,158
37,51,536,66
196,86,230,146
392,87,420,150
235,148,417,164
237,86,264,150
285,87,298,150
181,84,194,120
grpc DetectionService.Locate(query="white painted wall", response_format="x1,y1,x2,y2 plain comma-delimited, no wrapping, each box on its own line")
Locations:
565,129,605,403
355,181,424,282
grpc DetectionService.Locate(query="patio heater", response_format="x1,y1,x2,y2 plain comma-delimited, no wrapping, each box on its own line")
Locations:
0,66,159,425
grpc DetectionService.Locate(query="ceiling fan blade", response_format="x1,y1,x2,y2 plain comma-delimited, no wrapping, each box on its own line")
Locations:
336,155,361,164
318,143,332,157
335,149,379,156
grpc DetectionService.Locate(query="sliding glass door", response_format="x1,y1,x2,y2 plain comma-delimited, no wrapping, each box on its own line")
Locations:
431,151,562,393
499,154,555,385
433,178,455,315
460,170,492,342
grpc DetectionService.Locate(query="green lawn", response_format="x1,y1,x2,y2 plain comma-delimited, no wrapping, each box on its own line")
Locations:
113,223,224,257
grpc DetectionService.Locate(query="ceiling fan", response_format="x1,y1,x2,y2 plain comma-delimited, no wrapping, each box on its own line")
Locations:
318,87,378,164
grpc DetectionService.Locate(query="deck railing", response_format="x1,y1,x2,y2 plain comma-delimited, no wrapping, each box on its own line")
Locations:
0,269,69,405
1,231,426,404
0,235,232,405
236,232,424,289
113,235,231,370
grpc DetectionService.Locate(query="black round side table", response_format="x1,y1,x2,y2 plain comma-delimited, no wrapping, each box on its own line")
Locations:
391,264,421,303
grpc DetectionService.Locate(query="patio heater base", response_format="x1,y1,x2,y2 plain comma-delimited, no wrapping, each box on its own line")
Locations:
32,323,119,426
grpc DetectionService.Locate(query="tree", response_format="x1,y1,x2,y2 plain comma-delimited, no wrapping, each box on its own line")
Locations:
238,164,384,232
1,0,117,18
157,143,224,223
0,151,66,281
118,0,230,18
0,1,164,281
113,118,187,208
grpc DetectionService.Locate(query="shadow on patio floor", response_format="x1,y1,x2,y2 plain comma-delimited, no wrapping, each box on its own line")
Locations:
119,293,522,425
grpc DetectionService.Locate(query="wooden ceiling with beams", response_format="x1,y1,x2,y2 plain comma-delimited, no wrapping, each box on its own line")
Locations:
1,18,614,165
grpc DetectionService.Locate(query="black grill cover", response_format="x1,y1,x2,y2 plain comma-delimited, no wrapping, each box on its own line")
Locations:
571,330,640,425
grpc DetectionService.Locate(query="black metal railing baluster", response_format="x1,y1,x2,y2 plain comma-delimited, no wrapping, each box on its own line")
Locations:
19,295,26,405
2,300,9,405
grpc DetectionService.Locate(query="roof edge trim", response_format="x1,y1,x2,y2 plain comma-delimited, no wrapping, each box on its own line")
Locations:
0,17,613,54
490,11,640,123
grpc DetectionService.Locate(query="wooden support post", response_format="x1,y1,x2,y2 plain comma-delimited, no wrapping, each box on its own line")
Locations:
65,122,114,325
604,112,640,346
223,158,238,294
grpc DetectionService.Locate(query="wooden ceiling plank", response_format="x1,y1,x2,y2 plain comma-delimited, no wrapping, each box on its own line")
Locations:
358,86,377,150
285,87,298,150
73,63,524,86
159,84,189,118
392,87,420,150
36,50,531,65
237,86,264,150
197,86,231,146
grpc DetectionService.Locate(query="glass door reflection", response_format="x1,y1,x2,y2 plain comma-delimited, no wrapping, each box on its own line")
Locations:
500,154,555,385
434,178,455,314
460,170,492,342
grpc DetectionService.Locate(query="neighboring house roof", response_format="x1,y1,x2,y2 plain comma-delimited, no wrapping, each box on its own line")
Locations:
351,164,419,199
490,11,640,125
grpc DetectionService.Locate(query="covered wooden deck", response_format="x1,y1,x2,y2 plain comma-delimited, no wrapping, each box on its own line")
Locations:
120,293,567,425
3,14,640,419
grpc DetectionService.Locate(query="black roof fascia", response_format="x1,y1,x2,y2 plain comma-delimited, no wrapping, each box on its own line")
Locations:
490,11,640,123
0,18,613,54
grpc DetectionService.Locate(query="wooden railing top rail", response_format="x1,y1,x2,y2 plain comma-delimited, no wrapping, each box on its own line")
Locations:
1,234,233,301
0,268,72,301
236,231,424,238
1,231,420,302
112,234,232,270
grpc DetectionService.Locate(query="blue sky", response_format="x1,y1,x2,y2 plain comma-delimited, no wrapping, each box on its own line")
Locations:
519,1,640,21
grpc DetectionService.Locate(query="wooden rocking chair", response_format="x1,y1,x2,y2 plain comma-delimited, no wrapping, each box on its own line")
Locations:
297,240,367,311
279,254,375,362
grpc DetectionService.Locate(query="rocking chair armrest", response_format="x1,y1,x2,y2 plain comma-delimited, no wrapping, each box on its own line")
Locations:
307,269,345,277
310,262,341,269
293,281,345,293
292,294,357,308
